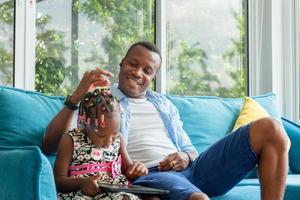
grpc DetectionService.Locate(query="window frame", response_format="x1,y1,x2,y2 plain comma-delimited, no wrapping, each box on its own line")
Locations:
296,0,300,122
14,0,35,90
155,0,166,94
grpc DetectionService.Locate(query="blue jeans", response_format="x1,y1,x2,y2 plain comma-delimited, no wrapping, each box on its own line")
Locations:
133,124,257,200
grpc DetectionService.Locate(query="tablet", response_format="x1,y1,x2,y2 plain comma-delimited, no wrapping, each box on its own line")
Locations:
98,183,169,195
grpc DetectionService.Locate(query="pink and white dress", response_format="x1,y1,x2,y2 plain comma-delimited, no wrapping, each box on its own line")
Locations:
57,129,140,200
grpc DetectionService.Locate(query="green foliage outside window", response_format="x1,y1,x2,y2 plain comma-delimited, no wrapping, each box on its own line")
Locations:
0,0,247,98
35,0,155,95
167,4,247,97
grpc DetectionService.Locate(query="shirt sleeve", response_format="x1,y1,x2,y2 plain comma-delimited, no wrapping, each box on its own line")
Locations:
70,110,78,130
165,98,198,155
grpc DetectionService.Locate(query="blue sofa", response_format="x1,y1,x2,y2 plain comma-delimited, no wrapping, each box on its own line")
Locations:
0,86,299,200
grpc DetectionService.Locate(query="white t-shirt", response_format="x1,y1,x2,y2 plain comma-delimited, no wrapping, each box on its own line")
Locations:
126,98,178,168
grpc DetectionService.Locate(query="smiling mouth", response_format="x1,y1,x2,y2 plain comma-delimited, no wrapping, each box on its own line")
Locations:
128,76,143,85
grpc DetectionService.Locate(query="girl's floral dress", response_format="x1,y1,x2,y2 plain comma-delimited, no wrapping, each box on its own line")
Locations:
57,128,141,200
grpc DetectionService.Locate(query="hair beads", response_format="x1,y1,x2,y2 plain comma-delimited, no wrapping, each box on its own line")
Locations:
78,87,119,130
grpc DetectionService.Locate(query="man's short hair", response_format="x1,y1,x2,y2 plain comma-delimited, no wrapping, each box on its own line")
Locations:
125,41,162,67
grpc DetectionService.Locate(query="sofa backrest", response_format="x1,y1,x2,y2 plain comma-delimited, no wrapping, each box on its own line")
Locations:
0,86,281,149
166,93,281,154
1,86,299,174
0,86,64,147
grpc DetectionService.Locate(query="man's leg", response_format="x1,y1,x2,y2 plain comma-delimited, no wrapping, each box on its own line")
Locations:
134,170,208,200
187,123,258,197
188,193,210,200
249,117,290,200
188,117,289,200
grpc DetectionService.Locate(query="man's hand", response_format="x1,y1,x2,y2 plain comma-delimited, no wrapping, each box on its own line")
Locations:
125,161,148,180
80,174,101,197
71,68,113,104
159,152,189,171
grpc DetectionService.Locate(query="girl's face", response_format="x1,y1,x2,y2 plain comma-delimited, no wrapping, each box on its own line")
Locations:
88,100,120,148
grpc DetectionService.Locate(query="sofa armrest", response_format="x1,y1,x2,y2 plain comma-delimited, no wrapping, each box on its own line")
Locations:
282,117,300,174
0,145,57,199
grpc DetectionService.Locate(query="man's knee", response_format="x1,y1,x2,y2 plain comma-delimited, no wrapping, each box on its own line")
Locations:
250,117,290,152
189,192,210,200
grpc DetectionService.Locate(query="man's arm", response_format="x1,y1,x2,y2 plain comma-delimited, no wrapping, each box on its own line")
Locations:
42,68,113,154
158,96,198,171
42,106,77,154
184,150,197,163
166,96,198,154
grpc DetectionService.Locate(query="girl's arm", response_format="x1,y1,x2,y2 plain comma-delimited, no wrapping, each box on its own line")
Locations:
119,134,133,172
54,134,100,196
54,134,83,192
119,135,148,181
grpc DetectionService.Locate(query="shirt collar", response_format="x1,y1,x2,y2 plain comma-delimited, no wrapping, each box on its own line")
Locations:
111,83,154,100
111,83,131,101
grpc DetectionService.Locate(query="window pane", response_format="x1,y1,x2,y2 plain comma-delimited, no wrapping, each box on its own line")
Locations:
166,0,247,97
0,0,14,86
36,0,155,95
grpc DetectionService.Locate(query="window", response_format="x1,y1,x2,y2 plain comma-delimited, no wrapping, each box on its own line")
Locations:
35,0,155,95
165,0,248,97
0,0,14,86
4,0,248,98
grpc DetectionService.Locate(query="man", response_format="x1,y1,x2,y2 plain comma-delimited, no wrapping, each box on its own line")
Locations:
43,41,290,200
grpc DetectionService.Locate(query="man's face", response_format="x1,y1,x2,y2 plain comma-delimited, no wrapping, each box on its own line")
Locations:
118,45,161,99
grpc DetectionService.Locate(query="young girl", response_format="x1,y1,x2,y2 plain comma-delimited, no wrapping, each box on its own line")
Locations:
54,87,148,200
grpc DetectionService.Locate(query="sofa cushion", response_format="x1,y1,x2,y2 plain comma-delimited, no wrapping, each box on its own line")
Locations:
167,93,281,154
233,97,270,130
0,145,56,199
211,185,260,200
283,118,300,174
236,175,300,200
211,175,300,200
0,86,64,147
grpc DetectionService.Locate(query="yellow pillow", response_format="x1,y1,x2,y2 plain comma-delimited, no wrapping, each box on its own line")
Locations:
233,97,270,130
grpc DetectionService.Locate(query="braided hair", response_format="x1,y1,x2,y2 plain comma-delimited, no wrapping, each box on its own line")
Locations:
78,87,119,129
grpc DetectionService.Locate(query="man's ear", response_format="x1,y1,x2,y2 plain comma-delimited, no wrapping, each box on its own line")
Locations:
119,58,124,67
152,75,156,82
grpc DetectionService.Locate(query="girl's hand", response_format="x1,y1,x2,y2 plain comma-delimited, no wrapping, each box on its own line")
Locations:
159,152,189,171
71,68,113,104
126,161,148,180
81,174,101,197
